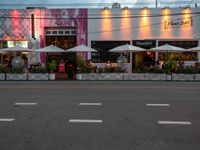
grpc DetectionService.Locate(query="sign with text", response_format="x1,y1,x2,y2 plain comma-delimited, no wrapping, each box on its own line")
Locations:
164,17,193,29
132,40,156,49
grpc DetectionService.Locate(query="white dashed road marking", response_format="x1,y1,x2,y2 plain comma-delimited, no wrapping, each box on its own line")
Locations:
0,118,15,122
79,103,102,106
146,104,170,107
69,119,103,123
158,121,192,125
14,103,37,106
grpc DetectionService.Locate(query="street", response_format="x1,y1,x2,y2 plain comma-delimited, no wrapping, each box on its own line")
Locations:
0,81,200,150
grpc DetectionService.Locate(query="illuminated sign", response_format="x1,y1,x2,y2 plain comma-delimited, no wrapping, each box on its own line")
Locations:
7,41,28,48
164,17,193,29
132,40,156,49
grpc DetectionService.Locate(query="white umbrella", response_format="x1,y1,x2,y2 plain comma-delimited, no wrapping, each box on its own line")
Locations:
66,44,97,52
151,44,185,52
0,50,6,54
109,44,146,73
187,46,200,52
33,45,65,52
1,45,31,52
151,44,186,61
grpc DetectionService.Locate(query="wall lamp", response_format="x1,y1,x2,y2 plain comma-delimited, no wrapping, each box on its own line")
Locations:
103,7,109,11
183,6,190,10
163,6,169,10
141,7,148,11
122,7,129,11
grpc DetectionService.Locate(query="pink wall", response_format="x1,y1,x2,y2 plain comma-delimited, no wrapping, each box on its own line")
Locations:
39,9,88,62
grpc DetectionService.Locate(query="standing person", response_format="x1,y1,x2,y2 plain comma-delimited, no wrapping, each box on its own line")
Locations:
106,61,112,68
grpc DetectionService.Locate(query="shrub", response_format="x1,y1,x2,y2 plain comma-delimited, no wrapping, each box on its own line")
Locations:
0,65,5,73
7,67,24,74
47,60,58,73
174,67,197,74
30,67,47,73
163,55,177,74
133,66,165,73
76,56,93,73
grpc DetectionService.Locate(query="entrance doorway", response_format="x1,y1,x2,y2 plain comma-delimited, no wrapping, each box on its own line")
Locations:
45,28,77,80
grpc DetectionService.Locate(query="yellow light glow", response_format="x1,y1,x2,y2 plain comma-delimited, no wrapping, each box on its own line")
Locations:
161,8,172,37
139,8,151,38
101,9,112,39
121,9,131,39
181,8,193,37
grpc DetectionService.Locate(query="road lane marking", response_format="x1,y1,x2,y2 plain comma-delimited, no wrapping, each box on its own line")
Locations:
146,104,170,107
158,121,192,125
69,119,103,123
0,118,15,122
79,103,102,106
14,103,37,106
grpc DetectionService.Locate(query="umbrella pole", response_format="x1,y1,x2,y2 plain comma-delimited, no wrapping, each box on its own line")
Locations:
129,51,133,73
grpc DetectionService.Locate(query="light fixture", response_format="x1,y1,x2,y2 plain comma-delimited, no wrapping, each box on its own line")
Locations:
147,50,151,55
163,6,169,10
183,6,190,10
103,7,109,11
142,7,148,10
122,6,129,11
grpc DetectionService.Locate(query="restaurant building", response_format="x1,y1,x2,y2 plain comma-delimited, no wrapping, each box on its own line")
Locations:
0,6,200,68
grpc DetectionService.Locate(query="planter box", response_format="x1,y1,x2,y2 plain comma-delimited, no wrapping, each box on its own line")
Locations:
0,73,5,80
124,73,167,81
172,74,194,81
6,73,27,80
49,73,55,80
28,73,49,80
77,73,124,80
194,74,200,81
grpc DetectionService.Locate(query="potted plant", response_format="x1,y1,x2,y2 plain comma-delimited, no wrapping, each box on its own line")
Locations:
47,60,57,80
28,66,49,80
76,56,93,80
6,67,27,80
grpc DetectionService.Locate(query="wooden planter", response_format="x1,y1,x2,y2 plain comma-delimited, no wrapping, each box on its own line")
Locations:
28,73,49,80
6,73,27,80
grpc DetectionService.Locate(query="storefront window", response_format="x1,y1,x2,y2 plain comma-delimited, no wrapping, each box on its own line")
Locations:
158,41,198,61
91,41,130,63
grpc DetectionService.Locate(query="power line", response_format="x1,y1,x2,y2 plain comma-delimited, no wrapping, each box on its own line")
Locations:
87,14,200,35
0,11,200,19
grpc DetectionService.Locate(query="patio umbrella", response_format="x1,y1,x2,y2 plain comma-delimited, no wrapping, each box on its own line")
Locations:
150,44,186,61
150,44,185,52
32,45,66,64
187,46,200,52
66,44,97,52
0,50,6,54
109,44,146,73
33,45,65,52
1,45,31,52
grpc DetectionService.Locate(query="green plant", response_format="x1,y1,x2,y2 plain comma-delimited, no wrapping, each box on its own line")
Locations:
47,60,57,73
7,67,24,74
164,55,177,74
30,66,47,73
0,65,5,73
76,56,93,73
174,67,198,74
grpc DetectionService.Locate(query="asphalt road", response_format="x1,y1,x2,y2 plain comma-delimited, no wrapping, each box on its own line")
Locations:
0,81,200,150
